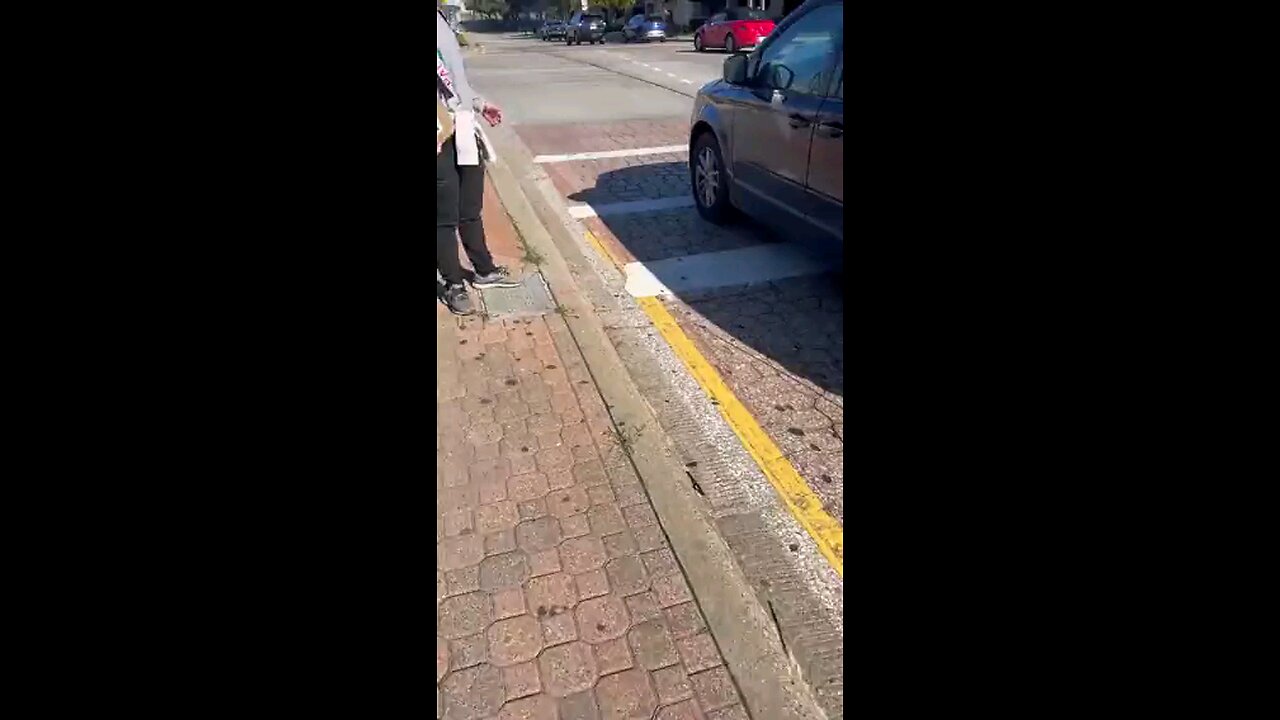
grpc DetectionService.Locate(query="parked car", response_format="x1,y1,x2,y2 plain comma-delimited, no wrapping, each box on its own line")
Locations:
565,11,606,45
688,0,843,252
539,20,567,41
623,14,669,43
693,7,776,53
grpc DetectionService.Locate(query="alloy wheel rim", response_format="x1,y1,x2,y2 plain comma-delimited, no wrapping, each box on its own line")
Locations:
696,147,719,208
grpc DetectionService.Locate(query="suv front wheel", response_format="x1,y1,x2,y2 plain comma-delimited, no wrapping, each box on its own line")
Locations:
691,131,733,224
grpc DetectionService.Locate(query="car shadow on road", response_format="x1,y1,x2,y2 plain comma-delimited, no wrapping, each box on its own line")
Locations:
565,162,844,400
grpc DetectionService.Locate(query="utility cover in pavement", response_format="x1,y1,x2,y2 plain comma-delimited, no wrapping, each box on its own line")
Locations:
479,271,556,318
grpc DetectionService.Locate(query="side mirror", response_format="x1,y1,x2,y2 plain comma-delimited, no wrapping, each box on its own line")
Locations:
723,54,749,84
773,65,794,91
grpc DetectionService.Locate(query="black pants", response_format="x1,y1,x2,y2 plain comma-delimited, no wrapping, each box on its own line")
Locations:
437,136,495,285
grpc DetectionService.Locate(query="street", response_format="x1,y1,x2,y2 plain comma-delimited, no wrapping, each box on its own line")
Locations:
439,28,843,720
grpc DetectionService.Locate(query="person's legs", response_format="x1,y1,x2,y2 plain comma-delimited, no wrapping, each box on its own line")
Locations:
437,138,474,314
437,138,465,285
458,159,522,288
456,160,496,276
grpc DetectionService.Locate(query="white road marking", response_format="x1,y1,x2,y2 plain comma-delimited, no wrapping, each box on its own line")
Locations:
681,79,694,84
666,72,677,77
567,195,695,219
474,67,568,75
622,243,830,298
533,145,687,163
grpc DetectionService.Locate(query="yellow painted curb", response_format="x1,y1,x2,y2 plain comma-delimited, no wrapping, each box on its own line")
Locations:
582,231,843,576
583,228,619,267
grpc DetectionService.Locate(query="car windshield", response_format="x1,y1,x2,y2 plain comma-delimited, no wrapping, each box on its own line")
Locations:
584,15,602,21
647,15,665,21
728,9,768,20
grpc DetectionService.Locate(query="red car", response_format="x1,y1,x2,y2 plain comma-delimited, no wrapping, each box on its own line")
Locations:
694,8,776,53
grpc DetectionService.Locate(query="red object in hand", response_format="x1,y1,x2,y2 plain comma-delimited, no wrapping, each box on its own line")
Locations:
481,103,503,127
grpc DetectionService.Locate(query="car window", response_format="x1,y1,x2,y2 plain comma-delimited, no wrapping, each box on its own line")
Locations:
710,13,726,23
646,15,665,21
729,9,768,20
754,3,842,95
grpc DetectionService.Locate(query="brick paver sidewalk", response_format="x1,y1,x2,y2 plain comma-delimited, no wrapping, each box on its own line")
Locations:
437,195,749,720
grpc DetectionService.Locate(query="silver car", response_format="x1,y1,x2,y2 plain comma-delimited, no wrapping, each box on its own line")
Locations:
623,14,669,43
539,20,566,41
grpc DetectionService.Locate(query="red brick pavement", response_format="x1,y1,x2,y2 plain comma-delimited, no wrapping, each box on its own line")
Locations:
437,174,750,720
481,174,527,277
666,293,845,524
513,120,690,157
515,120,769,267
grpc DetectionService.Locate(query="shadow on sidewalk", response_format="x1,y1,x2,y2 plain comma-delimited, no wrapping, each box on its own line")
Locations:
566,162,844,400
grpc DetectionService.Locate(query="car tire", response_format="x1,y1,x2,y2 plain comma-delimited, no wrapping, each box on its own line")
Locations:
694,34,704,52
725,34,736,54
691,131,733,225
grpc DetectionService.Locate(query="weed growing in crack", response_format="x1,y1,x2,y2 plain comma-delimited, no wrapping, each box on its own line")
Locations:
521,243,545,266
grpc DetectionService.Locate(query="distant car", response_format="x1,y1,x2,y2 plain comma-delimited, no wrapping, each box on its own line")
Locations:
539,20,566,41
694,7,776,53
566,11,606,45
688,0,843,253
623,14,669,43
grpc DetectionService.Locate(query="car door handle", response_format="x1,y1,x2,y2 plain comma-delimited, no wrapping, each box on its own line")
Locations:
817,121,843,138
788,114,811,128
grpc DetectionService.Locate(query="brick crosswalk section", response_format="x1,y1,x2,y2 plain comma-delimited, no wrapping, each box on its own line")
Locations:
437,310,749,719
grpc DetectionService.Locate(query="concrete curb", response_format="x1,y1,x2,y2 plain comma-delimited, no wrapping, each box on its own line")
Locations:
482,132,828,720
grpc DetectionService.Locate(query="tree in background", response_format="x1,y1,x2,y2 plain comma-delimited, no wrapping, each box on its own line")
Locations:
594,0,632,23
552,0,574,18
471,0,506,18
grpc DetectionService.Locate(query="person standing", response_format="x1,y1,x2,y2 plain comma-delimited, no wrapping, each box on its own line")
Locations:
437,9,519,315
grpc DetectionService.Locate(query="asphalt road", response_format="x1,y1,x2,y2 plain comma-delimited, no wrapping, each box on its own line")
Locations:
465,32,727,121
